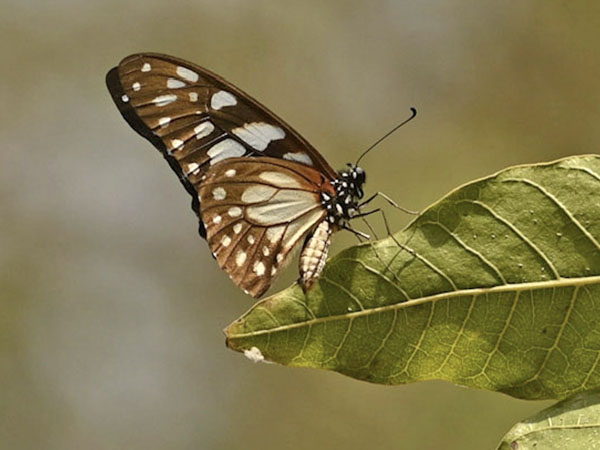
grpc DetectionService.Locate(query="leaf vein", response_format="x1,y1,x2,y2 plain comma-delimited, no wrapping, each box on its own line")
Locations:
503,177,600,252
435,295,477,374
363,309,399,369
228,277,600,339
523,286,580,384
336,257,411,300
319,277,365,311
425,221,507,284
464,199,561,279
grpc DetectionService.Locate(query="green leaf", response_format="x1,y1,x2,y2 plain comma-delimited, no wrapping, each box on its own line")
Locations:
497,390,600,449
225,155,600,400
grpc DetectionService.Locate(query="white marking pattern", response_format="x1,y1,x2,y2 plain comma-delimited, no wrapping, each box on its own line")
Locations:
258,171,302,188
228,207,242,218
253,261,266,276
210,90,237,110
232,122,286,151
221,235,231,247
176,66,199,82
207,139,246,165
194,122,214,139
212,187,226,200
170,139,184,151
283,152,313,166
236,251,247,266
241,185,277,204
167,78,186,89
153,94,177,107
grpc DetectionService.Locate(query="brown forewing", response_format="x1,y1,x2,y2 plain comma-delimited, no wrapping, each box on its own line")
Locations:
106,53,338,237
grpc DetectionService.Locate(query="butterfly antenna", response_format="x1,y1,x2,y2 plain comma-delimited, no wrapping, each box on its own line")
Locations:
355,107,417,165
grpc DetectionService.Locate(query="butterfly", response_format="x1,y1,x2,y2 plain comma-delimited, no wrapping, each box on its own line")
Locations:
106,53,385,298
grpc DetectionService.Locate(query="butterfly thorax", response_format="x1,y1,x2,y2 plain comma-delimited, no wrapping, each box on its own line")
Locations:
321,165,366,226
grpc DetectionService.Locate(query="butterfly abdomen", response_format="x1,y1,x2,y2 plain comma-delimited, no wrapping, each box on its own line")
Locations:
299,220,332,291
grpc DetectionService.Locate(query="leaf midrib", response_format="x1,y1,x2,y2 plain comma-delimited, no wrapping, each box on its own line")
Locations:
228,275,600,339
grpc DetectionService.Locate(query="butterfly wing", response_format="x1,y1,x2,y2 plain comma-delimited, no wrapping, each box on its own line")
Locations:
199,157,332,297
106,53,338,237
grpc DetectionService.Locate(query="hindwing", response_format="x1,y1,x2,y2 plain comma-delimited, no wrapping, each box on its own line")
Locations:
199,157,333,297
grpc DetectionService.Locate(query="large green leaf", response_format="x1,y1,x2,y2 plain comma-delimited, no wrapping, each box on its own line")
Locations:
226,155,600,400
497,390,600,449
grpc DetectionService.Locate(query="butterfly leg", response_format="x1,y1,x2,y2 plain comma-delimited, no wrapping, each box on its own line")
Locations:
353,207,418,285
340,223,370,240
352,208,382,240
359,192,419,215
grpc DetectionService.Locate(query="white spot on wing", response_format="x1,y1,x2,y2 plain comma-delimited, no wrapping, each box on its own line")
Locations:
258,171,302,188
231,122,285,151
141,63,151,72
176,66,199,83
225,169,236,177
247,235,255,245
276,253,284,263
210,90,237,110
167,78,186,89
132,82,141,91
213,187,226,200
159,117,171,127
121,94,129,102
246,190,319,225
283,152,313,166
271,267,277,276
233,223,243,234
189,92,198,102
281,208,323,250
228,207,242,218
170,139,184,151
213,215,222,224
253,261,266,276
236,250,247,266
241,185,277,204
194,121,214,139
262,246,270,256
207,139,245,165
266,225,285,244
221,235,231,247
153,94,177,107
186,162,199,174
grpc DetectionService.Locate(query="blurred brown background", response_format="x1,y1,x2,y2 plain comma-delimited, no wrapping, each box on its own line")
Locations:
2,1,599,449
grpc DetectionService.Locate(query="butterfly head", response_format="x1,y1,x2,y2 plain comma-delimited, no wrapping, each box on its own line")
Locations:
342,163,366,197
322,164,367,225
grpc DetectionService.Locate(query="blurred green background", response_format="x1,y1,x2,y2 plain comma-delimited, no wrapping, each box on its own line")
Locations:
2,1,600,449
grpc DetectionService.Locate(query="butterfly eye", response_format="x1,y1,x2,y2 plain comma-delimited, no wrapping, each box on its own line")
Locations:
354,167,366,184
